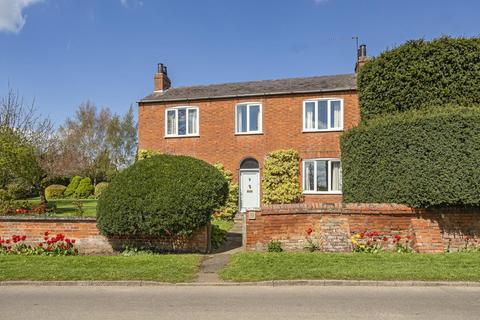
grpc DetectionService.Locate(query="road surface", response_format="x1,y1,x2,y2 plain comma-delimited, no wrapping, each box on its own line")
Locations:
1,285,479,319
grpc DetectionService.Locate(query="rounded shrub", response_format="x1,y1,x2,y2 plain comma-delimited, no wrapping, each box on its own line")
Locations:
341,105,480,208
358,37,480,119
96,154,228,237
74,177,94,199
64,176,82,197
45,184,67,199
94,182,109,198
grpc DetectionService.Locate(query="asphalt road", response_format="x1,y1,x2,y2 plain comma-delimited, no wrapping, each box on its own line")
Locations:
1,285,479,320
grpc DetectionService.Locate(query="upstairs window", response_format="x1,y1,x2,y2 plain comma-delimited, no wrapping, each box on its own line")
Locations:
165,107,199,137
303,99,343,131
236,103,262,134
303,159,342,193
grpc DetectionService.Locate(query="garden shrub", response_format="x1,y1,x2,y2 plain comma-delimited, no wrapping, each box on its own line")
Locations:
94,182,109,198
212,163,238,220
341,105,480,207
74,177,94,199
45,184,67,199
96,154,228,237
64,176,82,197
262,149,302,204
358,37,480,120
5,181,31,200
136,149,161,160
267,241,283,252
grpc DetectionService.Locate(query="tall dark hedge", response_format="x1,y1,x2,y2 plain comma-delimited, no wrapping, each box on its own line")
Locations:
358,37,480,119
341,106,480,208
96,155,228,237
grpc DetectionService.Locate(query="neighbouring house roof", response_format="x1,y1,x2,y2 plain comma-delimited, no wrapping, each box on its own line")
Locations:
140,73,357,103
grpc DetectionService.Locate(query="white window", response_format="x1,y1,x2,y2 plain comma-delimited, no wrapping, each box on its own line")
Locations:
165,106,199,137
303,159,342,193
236,103,262,134
303,99,343,131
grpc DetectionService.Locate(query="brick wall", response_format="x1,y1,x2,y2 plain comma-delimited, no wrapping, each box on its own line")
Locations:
245,203,480,253
0,216,210,255
138,91,359,204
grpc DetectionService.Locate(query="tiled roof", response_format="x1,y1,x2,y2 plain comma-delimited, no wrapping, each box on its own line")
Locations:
140,73,356,103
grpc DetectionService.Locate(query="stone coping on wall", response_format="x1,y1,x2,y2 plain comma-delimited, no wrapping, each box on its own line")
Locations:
258,203,478,216
0,215,97,222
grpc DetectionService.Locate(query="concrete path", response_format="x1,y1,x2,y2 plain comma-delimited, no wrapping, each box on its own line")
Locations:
1,286,479,320
197,216,243,282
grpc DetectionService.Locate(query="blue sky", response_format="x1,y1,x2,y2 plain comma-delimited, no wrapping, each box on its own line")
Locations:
1,0,479,125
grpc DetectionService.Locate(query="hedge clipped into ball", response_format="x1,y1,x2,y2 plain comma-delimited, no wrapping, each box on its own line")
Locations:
45,184,66,199
97,155,228,237
74,177,94,199
94,182,109,198
64,176,82,197
358,37,480,119
341,105,480,207
262,149,302,204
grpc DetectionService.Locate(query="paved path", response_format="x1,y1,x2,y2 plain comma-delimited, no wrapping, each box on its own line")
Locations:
1,286,479,319
197,216,243,282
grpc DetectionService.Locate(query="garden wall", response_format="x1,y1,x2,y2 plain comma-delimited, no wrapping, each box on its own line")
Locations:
0,216,210,255
245,203,480,253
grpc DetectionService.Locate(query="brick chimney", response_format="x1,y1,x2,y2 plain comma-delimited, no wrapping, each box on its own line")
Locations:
355,44,369,73
154,63,171,92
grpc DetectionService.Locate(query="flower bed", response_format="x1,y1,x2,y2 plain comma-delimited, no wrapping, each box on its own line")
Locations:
351,231,413,253
0,231,78,256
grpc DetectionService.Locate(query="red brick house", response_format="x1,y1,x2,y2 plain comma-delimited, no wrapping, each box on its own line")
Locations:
138,51,366,212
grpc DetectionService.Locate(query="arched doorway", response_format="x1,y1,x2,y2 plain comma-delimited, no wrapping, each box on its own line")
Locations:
239,157,260,212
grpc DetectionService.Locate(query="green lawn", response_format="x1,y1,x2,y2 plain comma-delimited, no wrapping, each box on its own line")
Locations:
220,252,480,282
22,197,97,217
0,255,200,282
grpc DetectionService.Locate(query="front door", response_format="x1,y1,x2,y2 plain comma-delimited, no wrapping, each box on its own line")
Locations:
240,170,260,212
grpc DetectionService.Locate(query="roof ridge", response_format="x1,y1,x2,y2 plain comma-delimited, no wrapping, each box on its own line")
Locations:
169,73,356,91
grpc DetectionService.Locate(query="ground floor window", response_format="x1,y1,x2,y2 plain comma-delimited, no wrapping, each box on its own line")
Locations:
303,159,342,193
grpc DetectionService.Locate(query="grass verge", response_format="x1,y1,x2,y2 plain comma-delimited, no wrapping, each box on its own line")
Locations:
220,252,480,282
0,255,200,283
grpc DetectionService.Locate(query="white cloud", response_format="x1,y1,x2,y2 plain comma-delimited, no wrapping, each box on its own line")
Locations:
0,0,42,33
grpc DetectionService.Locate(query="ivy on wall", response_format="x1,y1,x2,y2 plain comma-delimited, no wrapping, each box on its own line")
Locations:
262,149,302,204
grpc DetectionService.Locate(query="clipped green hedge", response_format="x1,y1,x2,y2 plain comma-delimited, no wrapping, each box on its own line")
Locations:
64,176,82,197
262,149,302,204
45,184,67,199
341,105,480,207
358,37,480,119
97,155,228,237
74,177,94,199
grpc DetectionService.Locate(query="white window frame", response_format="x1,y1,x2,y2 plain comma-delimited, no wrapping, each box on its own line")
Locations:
235,102,263,135
302,158,342,194
302,98,344,132
164,106,200,138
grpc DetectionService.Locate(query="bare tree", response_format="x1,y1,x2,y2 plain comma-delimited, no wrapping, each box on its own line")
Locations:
0,88,56,202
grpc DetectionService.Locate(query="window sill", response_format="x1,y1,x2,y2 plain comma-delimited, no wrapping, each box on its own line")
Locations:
164,135,200,139
302,191,342,195
302,129,344,133
234,132,264,136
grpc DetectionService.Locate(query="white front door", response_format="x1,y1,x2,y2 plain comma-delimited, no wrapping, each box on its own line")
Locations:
240,170,260,212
